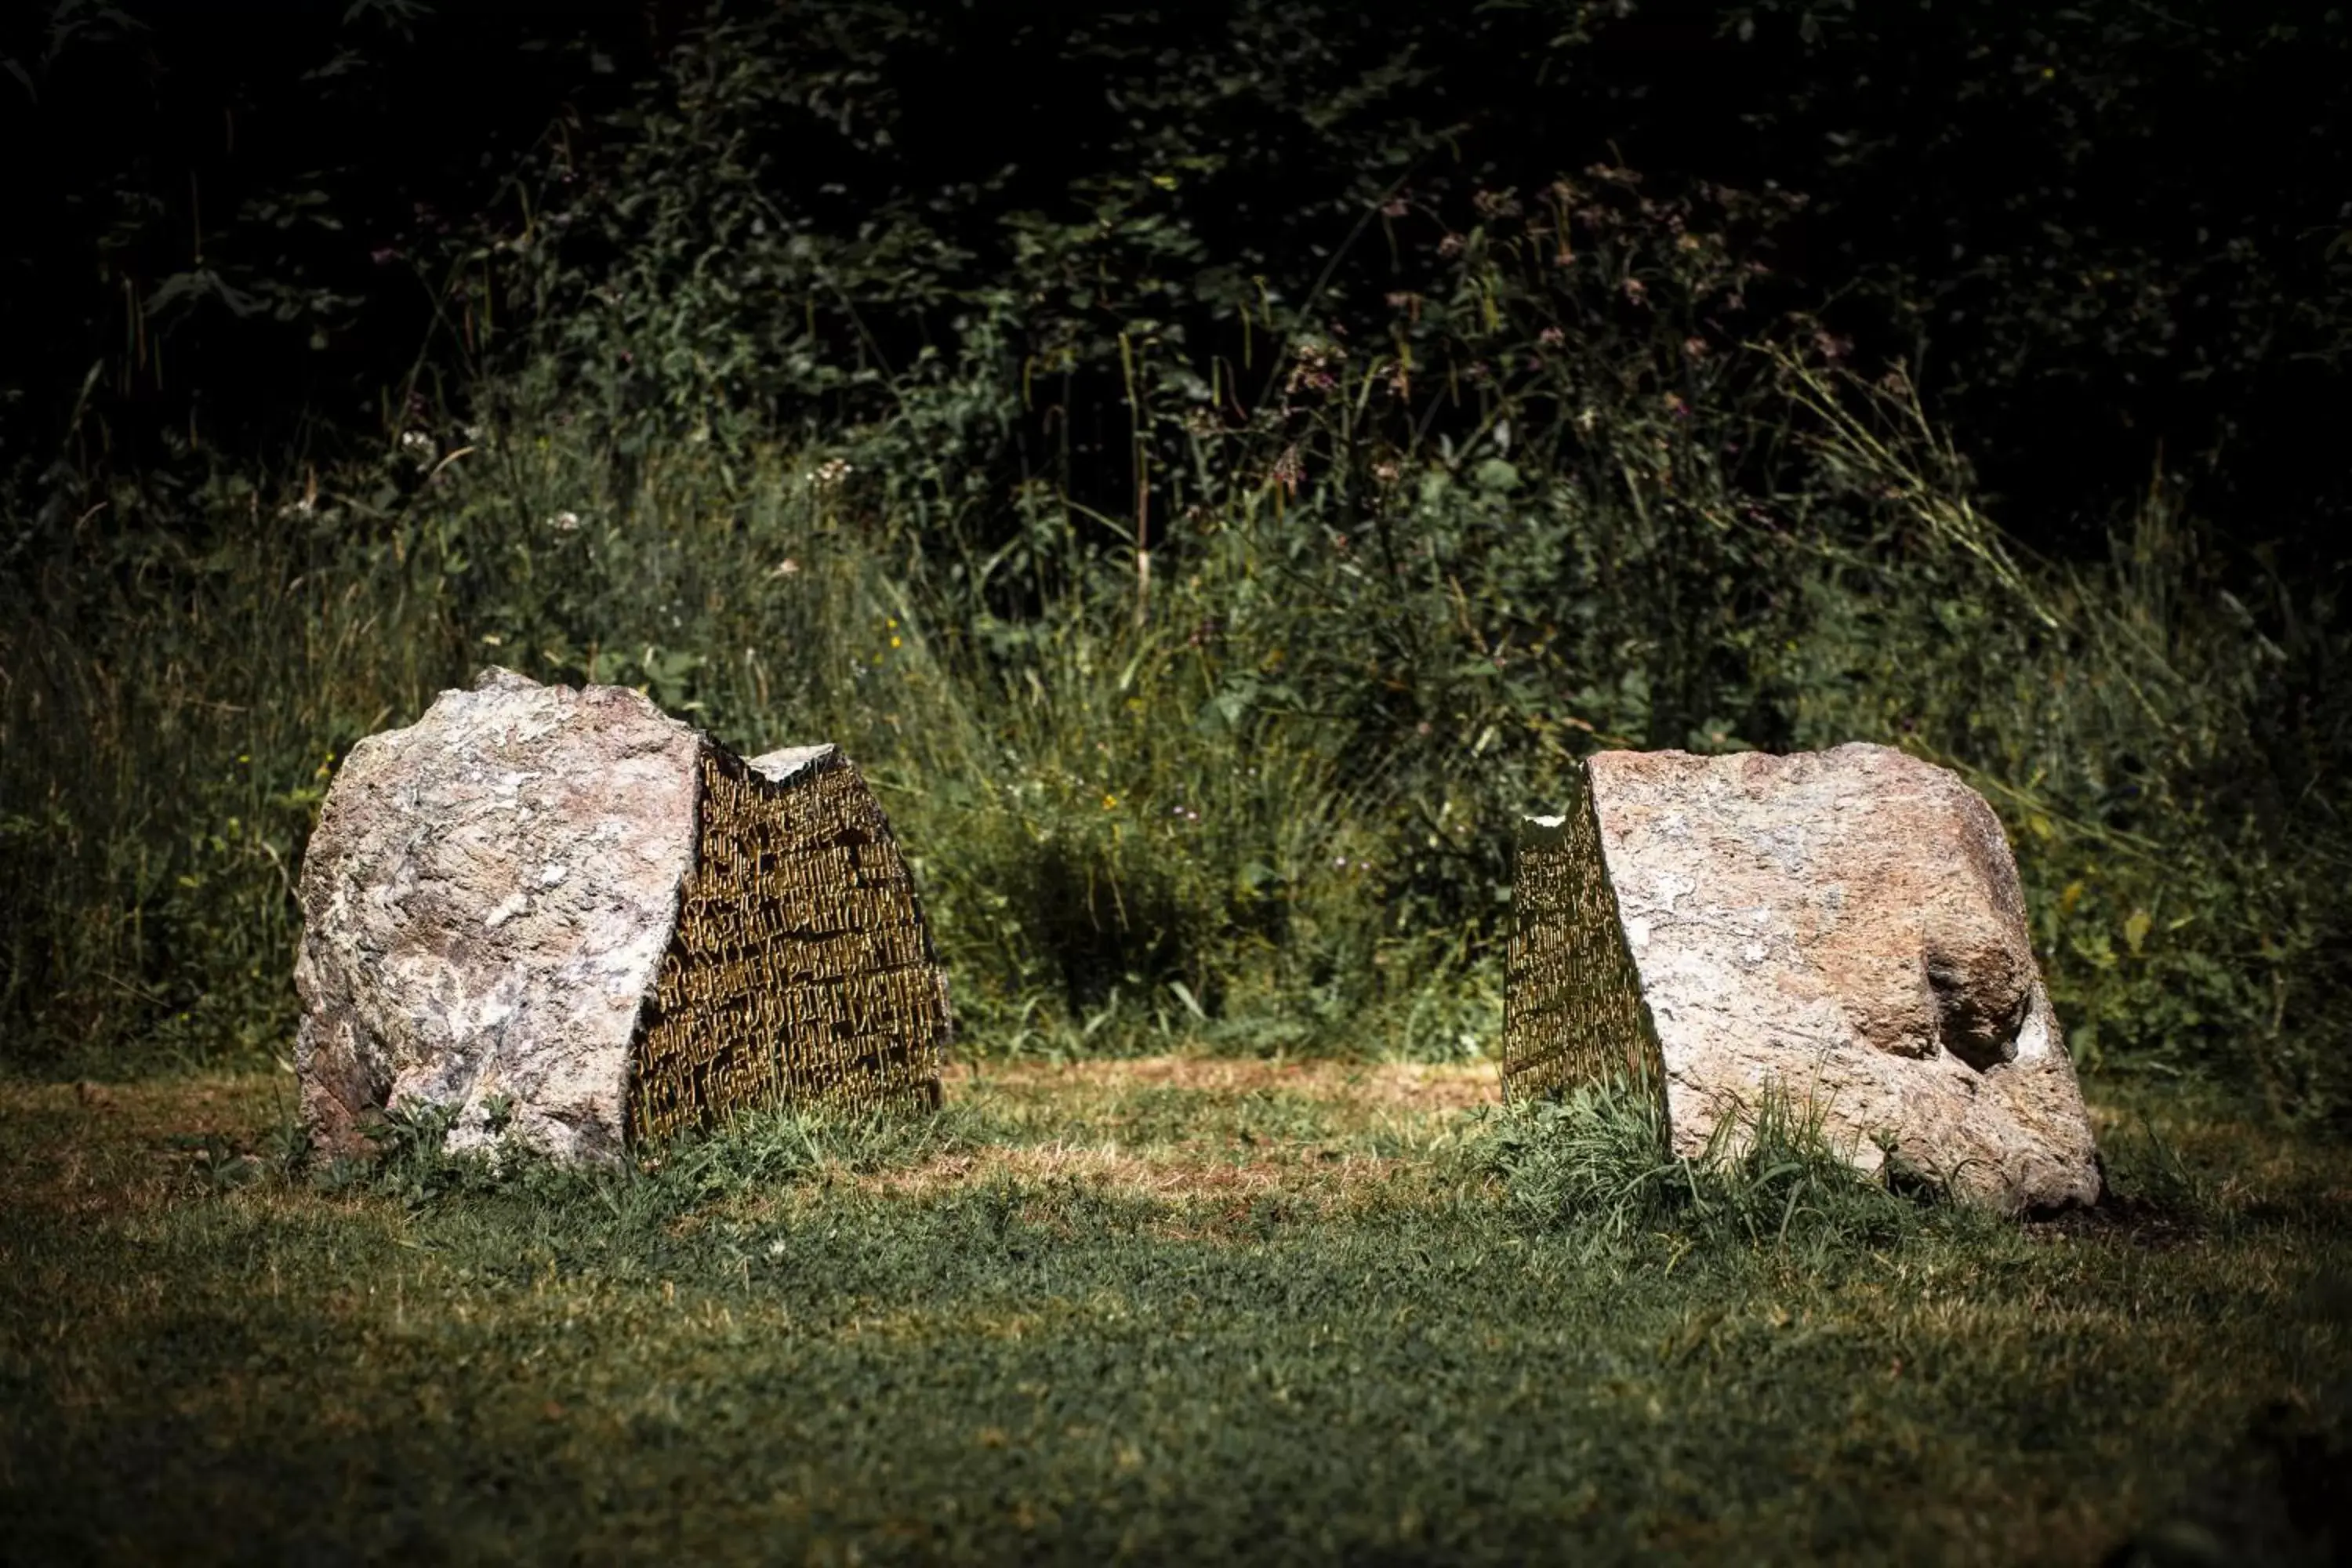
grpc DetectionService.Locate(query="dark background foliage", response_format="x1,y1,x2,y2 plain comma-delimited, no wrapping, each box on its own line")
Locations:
8,1,2346,561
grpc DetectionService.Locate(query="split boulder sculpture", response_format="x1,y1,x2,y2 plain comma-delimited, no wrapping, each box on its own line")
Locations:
295,668,951,1161
1507,743,2100,1212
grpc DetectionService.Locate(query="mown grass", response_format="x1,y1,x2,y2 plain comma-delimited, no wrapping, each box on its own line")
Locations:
3,1062,2344,1564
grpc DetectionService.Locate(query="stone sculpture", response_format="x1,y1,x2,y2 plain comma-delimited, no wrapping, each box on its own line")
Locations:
295,668,950,1161
1506,743,2100,1212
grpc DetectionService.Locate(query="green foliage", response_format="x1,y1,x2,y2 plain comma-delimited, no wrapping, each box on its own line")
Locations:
2,8,2347,1125
1779,365,2352,1117
1476,1084,1690,1244
1711,0,2352,553
9,0,2348,572
1474,1082,1947,1256
0,461,459,1071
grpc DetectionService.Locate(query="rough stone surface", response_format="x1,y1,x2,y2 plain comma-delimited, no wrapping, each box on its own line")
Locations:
1506,743,2100,1213
295,669,949,1162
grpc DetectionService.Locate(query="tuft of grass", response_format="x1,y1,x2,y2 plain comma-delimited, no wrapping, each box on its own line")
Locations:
1472,1080,1951,1258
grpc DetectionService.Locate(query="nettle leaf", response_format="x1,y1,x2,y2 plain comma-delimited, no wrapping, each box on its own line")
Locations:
145,270,264,320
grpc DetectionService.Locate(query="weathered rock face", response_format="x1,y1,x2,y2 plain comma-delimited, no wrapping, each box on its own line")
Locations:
1506,743,2100,1212
295,669,950,1162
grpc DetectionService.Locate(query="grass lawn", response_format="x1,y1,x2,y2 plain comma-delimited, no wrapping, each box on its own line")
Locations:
2,1056,2346,1564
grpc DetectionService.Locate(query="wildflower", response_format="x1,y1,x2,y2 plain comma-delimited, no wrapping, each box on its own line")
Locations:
1683,336,1709,360
1621,276,1648,305
1285,340,1341,395
1102,793,1120,810
1538,326,1566,347
397,430,435,462
770,557,800,577
1269,445,1304,495
547,510,582,532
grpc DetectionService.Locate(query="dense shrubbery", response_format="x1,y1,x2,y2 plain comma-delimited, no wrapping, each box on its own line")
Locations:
2,5,2346,1121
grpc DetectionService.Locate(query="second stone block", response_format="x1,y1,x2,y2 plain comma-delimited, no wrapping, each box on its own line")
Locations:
1506,743,2100,1213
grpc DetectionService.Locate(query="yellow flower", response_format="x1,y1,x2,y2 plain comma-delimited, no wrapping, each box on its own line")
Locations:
1102,793,1120,810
